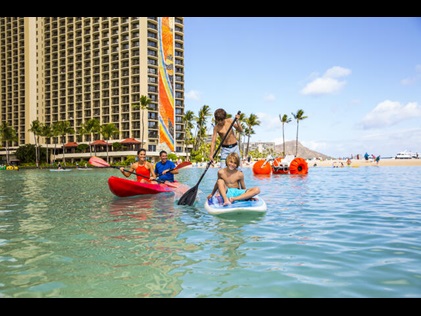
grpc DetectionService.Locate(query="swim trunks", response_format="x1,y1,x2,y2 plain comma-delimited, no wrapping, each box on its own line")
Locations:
226,187,246,199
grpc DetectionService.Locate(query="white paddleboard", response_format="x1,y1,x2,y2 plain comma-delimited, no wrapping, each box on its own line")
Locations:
204,194,267,215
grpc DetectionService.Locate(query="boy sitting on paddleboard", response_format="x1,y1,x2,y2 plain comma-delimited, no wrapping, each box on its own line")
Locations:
207,152,260,206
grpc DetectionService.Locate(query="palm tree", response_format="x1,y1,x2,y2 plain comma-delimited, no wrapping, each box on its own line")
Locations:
194,105,212,151
51,122,62,163
100,123,119,163
279,114,292,157
0,122,18,165
244,113,261,158
28,120,43,168
41,123,53,165
291,109,308,156
81,118,100,156
182,110,196,161
54,121,75,164
132,95,152,148
237,112,247,156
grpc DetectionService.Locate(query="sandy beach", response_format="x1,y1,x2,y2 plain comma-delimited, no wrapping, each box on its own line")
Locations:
186,158,421,169
309,158,421,168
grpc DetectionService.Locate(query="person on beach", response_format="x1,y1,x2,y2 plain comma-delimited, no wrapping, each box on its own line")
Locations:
154,150,178,183
120,148,158,183
207,152,260,206
209,108,243,168
375,155,380,164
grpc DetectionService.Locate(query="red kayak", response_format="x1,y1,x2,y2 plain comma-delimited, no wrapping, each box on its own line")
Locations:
108,176,189,198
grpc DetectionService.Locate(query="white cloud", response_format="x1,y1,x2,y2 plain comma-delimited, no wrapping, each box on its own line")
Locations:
263,93,276,102
401,64,421,85
301,66,351,96
361,100,421,129
185,90,201,101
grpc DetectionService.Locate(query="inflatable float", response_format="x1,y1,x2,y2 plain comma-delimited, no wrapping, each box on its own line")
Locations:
204,194,267,215
4,165,19,171
252,155,308,175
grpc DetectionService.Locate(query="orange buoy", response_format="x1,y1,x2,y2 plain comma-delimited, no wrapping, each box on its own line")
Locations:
272,157,289,174
289,157,309,175
252,159,271,175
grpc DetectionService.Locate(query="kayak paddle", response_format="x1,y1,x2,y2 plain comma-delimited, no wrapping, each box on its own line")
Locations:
177,111,241,206
89,156,191,184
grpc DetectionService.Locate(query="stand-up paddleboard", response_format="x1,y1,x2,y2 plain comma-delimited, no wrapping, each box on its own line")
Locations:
49,169,71,172
204,195,267,215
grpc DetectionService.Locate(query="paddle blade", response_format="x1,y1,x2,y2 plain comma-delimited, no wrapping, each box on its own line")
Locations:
177,185,198,206
175,161,192,170
89,156,110,168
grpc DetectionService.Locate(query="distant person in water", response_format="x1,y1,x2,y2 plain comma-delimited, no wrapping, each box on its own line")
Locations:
207,152,260,206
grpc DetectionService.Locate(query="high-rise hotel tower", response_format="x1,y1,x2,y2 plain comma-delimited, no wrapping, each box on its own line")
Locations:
0,17,185,161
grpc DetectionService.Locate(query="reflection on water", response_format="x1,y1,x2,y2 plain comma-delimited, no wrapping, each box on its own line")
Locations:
1,167,421,297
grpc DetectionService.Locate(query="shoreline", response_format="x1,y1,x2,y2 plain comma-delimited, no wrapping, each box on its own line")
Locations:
186,158,421,169
308,158,421,168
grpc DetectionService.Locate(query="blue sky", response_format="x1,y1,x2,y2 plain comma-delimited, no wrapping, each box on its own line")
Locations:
182,17,421,158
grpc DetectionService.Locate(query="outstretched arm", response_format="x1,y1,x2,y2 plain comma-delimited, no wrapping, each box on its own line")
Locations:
207,181,219,200
120,164,135,178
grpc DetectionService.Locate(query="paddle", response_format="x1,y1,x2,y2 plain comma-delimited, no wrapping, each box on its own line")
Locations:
89,156,191,185
177,111,241,206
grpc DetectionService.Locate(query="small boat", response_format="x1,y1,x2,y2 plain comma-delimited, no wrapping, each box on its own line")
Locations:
50,168,71,172
108,176,188,198
395,150,418,159
204,194,267,215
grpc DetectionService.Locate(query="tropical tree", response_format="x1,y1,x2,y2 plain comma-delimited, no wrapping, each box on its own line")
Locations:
132,95,152,147
54,121,75,164
279,114,292,157
100,123,119,163
193,105,212,151
28,120,43,168
15,144,37,163
81,118,100,156
51,122,62,163
244,113,261,158
291,109,308,156
0,122,18,165
182,110,196,161
41,123,53,165
237,112,247,156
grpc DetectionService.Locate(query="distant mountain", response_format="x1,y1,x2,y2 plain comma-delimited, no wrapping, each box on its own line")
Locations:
274,140,333,160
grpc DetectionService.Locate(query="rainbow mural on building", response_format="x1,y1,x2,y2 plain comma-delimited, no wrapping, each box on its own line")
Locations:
158,17,175,152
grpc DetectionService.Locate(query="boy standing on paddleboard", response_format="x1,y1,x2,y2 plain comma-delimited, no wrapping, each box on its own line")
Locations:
207,152,260,206
209,108,242,168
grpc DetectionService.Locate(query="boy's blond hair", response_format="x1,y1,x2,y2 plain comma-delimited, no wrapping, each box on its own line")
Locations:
226,152,240,168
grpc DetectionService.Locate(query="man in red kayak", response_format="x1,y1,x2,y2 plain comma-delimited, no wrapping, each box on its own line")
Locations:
120,148,158,183
155,150,178,183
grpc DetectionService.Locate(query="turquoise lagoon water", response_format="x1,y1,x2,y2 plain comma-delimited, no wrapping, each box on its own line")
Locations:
0,165,420,298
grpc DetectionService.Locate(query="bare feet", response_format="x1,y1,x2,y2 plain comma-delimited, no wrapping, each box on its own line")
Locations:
223,200,231,206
